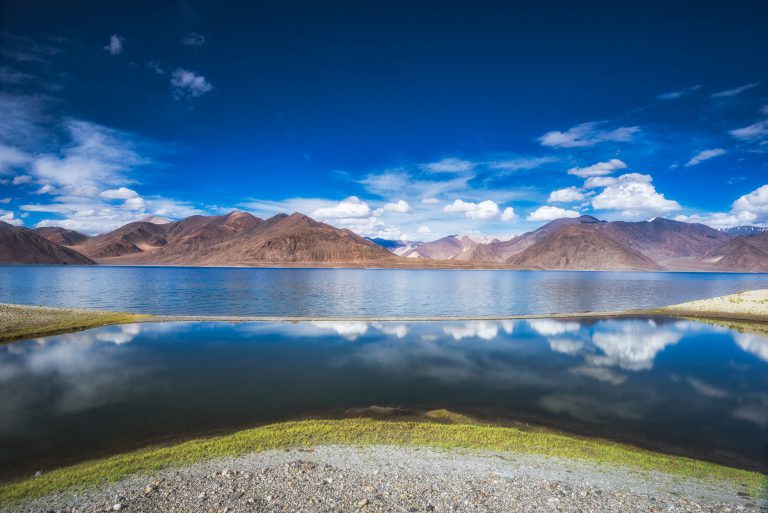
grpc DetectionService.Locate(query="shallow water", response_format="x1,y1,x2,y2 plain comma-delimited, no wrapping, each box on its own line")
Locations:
1,266,767,316
1,317,766,477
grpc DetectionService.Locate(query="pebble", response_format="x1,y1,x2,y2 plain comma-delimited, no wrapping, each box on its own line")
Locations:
13,446,759,513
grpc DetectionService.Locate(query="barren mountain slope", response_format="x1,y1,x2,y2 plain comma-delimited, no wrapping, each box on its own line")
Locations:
0,222,94,265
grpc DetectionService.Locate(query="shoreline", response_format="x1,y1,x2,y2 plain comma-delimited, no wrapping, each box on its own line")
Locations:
1,413,764,508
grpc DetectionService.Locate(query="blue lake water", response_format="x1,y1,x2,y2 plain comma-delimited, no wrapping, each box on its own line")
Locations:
1,266,767,316
1,317,766,477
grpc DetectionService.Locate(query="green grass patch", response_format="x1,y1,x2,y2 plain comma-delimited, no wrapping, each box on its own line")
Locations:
1,416,765,505
0,303,150,343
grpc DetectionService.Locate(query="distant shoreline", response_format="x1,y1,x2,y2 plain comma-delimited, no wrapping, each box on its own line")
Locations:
2,289,768,343
2,261,768,273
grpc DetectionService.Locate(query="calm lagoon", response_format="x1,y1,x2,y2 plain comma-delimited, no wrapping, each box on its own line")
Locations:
1,317,766,478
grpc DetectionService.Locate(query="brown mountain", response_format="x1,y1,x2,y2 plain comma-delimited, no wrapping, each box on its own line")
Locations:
473,215,601,262
506,223,660,270
73,221,171,259
33,227,90,246
0,222,94,265
73,211,395,265
603,218,730,265
701,233,768,272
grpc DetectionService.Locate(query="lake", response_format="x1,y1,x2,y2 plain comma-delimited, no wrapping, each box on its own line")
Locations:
1,317,766,478
1,266,767,316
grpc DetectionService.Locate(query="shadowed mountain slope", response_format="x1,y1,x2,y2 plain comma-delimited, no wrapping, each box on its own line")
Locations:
0,222,94,265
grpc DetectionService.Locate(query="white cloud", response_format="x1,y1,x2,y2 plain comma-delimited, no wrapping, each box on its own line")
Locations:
171,69,213,100
12,174,33,185
673,211,757,229
733,184,768,216
568,159,627,178
0,198,10,204
31,119,145,189
591,173,681,219
422,158,474,173
100,187,139,200
527,205,580,222
0,209,22,226
180,33,206,47
444,199,511,221
417,225,432,234
0,145,30,174
685,148,726,167
103,35,124,56
500,207,517,221
382,199,411,213
730,120,768,141
487,156,557,172
312,196,371,219
538,122,639,148
656,85,701,100
548,186,585,203
710,82,759,98
35,184,55,195
421,197,438,204
583,176,617,189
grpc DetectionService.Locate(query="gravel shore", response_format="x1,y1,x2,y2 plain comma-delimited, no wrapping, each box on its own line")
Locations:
7,445,764,513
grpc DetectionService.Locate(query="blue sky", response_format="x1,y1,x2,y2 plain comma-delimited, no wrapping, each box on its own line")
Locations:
1,1,767,239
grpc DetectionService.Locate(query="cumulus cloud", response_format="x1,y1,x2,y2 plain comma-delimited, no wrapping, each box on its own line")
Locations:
591,173,681,219
417,225,432,234
180,32,206,47
589,321,682,371
500,207,517,221
421,197,438,205
527,205,580,222
733,184,768,217
528,319,581,336
170,69,213,100
548,186,585,203
656,85,701,101
422,158,475,173
568,159,627,178
710,82,759,98
444,199,514,221
312,196,371,218
103,35,124,56
538,122,639,148
100,187,139,200
382,200,411,213
685,148,726,167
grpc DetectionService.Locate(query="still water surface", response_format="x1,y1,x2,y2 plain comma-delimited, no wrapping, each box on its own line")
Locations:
1,266,767,316
1,317,766,477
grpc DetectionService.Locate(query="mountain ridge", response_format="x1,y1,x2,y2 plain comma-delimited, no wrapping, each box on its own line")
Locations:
10,213,768,271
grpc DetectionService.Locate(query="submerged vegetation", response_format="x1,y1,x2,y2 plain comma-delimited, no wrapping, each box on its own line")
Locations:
1,413,764,505
0,303,149,343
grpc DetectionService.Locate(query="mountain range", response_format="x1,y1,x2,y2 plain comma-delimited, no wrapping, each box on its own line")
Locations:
1,212,767,272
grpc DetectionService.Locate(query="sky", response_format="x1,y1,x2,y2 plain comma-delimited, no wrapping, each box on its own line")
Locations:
1,0,767,240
